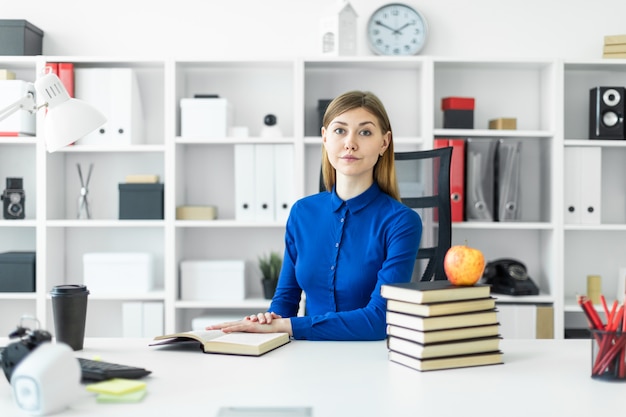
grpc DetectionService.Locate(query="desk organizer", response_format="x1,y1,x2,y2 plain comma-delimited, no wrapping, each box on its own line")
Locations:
591,329,626,381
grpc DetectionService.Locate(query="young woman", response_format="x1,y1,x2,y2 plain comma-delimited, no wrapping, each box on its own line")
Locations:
207,90,422,340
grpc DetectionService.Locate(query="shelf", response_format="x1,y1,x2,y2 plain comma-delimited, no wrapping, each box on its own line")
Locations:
0,220,37,228
564,139,626,147
0,292,37,300
433,129,554,138
59,144,166,153
176,137,295,145
494,293,555,304
1,55,622,339
175,298,271,309
564,224,626,231
46,220,164,228
453,221,554,230
174,220,285,228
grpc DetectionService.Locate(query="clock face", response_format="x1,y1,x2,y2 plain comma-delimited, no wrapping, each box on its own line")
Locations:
367,3,428,56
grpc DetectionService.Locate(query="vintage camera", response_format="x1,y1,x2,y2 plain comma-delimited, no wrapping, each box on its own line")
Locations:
1,177,25,219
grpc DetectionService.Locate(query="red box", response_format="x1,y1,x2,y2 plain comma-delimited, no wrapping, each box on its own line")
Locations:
441,97,475,111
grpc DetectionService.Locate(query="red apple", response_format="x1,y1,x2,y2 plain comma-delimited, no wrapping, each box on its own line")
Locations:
444,245,485,286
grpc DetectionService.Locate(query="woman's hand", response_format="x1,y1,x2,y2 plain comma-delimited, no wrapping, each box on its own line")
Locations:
206,312,292,336
245,311,282,324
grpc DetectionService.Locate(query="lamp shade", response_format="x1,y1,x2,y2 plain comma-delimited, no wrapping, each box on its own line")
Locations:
34,73,106,152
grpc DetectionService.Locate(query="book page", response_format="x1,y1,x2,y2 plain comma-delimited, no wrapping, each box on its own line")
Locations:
212,332,286,346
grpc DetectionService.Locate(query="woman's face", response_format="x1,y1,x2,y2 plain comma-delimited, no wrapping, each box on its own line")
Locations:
322,107,390,182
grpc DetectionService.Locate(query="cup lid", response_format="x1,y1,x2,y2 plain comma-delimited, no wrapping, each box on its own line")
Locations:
50,284,89,295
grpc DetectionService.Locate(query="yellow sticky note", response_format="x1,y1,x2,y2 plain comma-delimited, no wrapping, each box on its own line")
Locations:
86,378,147,396
96,389,147,403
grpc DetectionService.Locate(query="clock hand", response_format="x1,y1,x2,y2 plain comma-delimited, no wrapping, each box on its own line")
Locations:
375,20,396,32
392,22,414,35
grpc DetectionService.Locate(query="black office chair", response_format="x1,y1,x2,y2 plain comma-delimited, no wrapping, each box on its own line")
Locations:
394,146,453,282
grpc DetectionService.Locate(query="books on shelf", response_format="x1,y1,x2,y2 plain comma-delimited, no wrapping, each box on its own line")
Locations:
386,323,500,344
150,330,290,356
387,335,501,359
381,281,491,304
386,297,496,317
389,349,503,372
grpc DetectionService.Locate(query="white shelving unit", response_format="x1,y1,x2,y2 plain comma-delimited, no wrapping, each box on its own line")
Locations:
0,55,623,338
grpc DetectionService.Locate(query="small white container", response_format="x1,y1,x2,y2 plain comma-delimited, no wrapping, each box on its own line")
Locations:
180,98,233,138
180,260,245,301
83,252,154,295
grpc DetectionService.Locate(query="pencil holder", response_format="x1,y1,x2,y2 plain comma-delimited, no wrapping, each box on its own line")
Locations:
591,329,626,381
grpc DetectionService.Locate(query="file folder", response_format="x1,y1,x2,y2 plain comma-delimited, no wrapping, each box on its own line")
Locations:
564,146,601,224
273,144,295,224
465,138,496,221
75,68,144,145
254,144,275,222
434,138,465,222
234,144,256,222
495,139,521,222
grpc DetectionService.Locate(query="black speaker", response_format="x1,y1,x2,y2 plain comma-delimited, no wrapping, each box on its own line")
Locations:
589,86,626,139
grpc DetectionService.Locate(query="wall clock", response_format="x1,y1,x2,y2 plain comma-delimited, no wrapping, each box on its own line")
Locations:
367,3,428,56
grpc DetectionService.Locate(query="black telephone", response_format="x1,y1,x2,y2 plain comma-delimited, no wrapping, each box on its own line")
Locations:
481,259,540,296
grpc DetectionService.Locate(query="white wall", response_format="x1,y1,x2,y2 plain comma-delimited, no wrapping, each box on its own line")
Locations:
3,0,626,60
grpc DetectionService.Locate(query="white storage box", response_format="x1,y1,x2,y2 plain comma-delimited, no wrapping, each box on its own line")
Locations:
180,260,245,301
83,252,154,295
0,80,35,136
181,98,233,138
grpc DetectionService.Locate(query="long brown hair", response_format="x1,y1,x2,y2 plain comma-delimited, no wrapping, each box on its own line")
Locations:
321,90,401,201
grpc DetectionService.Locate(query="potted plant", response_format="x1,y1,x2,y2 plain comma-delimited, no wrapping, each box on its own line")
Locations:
258,252,282,299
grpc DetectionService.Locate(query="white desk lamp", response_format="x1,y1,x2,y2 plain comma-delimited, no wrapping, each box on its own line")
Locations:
0,72,106,152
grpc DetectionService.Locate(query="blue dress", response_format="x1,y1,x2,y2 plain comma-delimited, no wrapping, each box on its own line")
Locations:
269,182,422,340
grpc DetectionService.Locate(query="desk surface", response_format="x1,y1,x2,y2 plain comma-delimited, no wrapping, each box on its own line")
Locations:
0,337,622,416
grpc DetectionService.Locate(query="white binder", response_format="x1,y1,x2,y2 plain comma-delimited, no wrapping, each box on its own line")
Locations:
254,144,276,222
74,68,144,145
122,302,143,338
234,144,256,222
580,146,602,224
142,301,164,337
274,144,295,223
564,146,601,224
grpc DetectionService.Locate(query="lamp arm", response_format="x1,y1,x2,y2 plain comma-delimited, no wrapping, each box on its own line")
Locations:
0,92,39,123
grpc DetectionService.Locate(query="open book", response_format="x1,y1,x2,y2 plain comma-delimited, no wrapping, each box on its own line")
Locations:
150,330,290,356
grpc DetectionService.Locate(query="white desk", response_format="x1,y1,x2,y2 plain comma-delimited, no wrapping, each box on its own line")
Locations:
0,337,622,416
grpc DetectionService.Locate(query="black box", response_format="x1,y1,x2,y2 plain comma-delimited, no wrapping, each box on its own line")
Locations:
0,251,36,292
119,183,164,219
0,20,43,56
443,109,474,129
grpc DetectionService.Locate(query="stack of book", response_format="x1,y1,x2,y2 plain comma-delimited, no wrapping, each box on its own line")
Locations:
603,34,626,59
381,280,503,372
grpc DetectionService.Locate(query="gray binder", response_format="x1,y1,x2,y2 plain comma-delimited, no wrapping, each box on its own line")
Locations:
495,139,522,221
465,138,497,221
